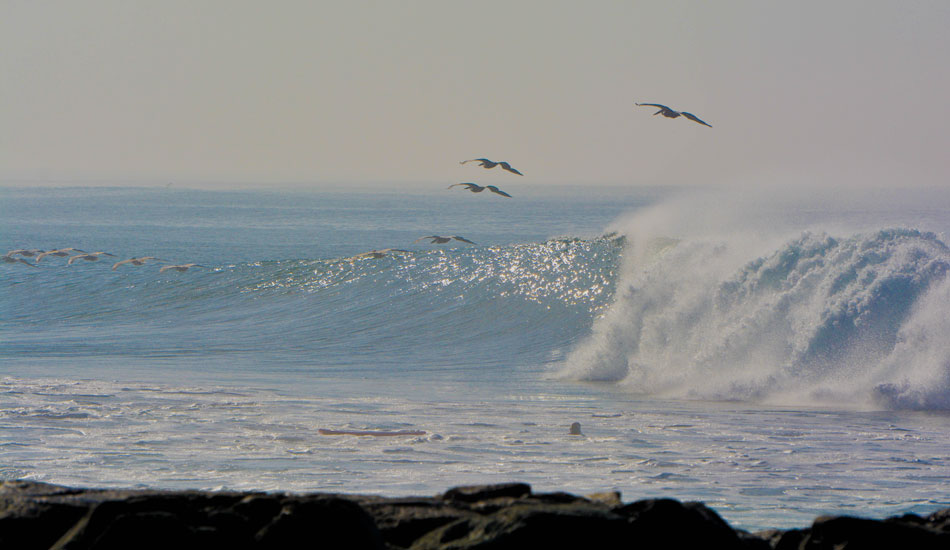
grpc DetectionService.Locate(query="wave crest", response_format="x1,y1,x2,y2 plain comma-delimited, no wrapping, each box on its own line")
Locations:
560,228,950,409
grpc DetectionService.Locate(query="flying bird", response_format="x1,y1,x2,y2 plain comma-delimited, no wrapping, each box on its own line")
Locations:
485,185,511,198
345,249,411,261
448,183,512,197
67,251,116,265
5,249,45,258
635,103,712,127
36,248,87,261
414,235,477,245
2,254,38,267
112,257,164,270
159,263,205,273
460,158,524,176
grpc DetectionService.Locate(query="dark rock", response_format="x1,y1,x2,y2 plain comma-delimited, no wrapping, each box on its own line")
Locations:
412,503,628,549
358,498,473,549
254,497,384,550
0,481,97,550
2,480,949,550
584,491,623,508
619,498,752,548
756,527,809,550
926,508,950,532
441,483,531,503
800,515,950,549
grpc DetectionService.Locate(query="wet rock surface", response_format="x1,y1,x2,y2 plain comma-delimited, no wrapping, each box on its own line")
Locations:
2,480,948,549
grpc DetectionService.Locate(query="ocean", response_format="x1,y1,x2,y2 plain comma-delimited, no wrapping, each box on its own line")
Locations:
2,183,949,531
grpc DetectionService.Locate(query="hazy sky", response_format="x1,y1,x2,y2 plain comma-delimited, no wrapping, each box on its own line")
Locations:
2,1,949,188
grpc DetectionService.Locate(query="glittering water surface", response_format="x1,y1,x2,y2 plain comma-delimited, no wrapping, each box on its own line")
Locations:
2,185,949,531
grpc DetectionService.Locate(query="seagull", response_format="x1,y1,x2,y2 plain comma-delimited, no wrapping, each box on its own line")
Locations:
485,185,512,198
67,251,116,265
635,103,712,127
35,248,87,261
448,182,512,197
414,235,477,245
449,182,485,193
5,249,45,258
159,263,205,273
345,249,410,261
2,254,38,267
112,257,165,270
460,158,524,176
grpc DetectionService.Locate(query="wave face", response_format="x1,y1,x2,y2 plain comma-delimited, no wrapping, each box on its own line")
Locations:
561,228,950,409
2,235,623,378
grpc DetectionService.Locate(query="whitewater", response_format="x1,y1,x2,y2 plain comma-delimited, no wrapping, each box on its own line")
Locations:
1,184,948,530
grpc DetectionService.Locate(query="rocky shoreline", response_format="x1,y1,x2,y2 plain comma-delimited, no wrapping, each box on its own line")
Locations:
2,480,947,549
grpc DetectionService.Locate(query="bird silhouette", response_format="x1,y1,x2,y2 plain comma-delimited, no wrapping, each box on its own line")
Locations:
449,183,512,197
485,185,512,198
635,103,712,127
2,254,37,267
159,263,204,273
460,158,524,176
5,249,45,258
35,248,87,261
67,252,116,265
112,257,165,270
345,249,411,261
414,235,477,245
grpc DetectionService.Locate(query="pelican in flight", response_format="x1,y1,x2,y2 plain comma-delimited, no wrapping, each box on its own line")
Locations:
5,249,44,258
36,248,86,261
67,251,116,265
2,254,38,267
460,158,524,176
635,103,712,127
159,263,204,273
345,249,411,261
448,182,512,197
414,235,477,245
112,257,164,270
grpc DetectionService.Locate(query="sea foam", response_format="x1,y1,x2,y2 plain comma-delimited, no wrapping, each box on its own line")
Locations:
560,189,950,409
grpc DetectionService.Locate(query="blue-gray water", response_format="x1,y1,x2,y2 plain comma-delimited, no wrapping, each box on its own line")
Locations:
2,184,949,530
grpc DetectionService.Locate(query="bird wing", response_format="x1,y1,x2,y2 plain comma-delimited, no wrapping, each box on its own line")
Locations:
159,265,175,272
450,183,482,191
413,236,438,243
487,186,512,197
635,103,669,109
680,112,712,127
452,236,477,244
499,162,523,176
35,251,56,261
67,254,85,265
112,259,133,270
3,255,37,267
460,159,488,165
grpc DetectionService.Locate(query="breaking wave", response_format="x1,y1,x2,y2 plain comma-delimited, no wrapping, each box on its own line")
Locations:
561,227,950,410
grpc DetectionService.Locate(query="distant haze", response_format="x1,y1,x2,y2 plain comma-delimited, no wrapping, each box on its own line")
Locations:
2,1,948,188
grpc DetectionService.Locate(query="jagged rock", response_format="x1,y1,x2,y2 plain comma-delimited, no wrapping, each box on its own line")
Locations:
2,480,948,550
441,483,532,503
254,497,384,550
618,498,758,548
411,503,629,549
799,514,950,549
